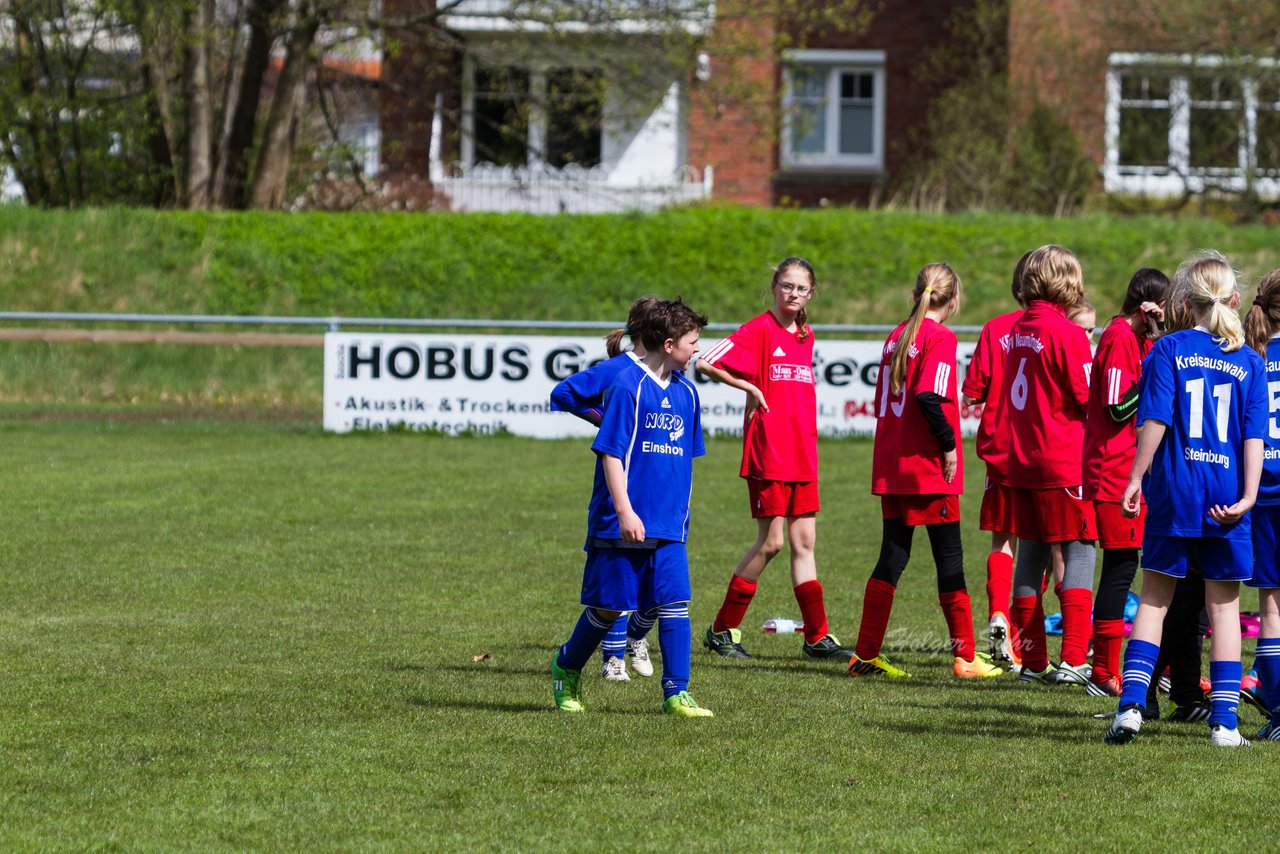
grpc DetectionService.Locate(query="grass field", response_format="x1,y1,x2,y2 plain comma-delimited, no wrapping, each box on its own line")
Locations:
0,420,1271,850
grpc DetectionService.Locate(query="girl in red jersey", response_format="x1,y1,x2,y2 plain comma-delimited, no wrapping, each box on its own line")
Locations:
1081,269,1170,697
1001,245,1098,688
697,258,851,660
962,252,1030,668
849,263,1003,679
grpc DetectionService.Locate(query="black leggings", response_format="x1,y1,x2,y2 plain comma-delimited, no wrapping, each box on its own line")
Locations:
1146,571,1208,708
1095,548,1139,622
870,519,966,594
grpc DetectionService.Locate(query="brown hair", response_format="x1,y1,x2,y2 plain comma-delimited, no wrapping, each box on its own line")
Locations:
1020,245,1084,307
1245,269,1280,357
1011,251,1032,306
640,298,708,352
604,296,660,357
889,263,961,395
771,257,816,341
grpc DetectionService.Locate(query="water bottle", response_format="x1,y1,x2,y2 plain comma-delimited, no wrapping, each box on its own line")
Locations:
761,617,803,634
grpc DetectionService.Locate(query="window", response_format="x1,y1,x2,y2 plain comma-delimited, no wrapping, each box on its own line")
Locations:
465,62,602,169
1106,53,1280,195
782,50,885,170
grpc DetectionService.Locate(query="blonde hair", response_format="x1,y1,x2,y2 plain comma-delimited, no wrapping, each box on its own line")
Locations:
1020,245,1084,307
1180,251,1244,352
889,263,960,395
1245,268,1280,357
1067,298,1095,324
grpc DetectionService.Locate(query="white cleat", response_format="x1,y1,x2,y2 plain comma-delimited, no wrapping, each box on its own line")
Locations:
1209,726,1251,748
1105,706,1143,745
627,637,654,677
602,656,630,682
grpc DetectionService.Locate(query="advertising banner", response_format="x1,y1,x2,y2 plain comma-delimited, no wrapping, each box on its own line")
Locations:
323,332,984,437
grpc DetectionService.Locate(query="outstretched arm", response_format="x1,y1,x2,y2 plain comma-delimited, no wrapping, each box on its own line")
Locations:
696,360,768,412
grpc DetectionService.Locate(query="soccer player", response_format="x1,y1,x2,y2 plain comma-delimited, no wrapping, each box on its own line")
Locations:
1002,245,1097,689
549,296,660,682
1105,252,1268,748
1243,268,1280,740
849,263,1002,680
550,299,715,717
1081,269,1170,696
962,252,1030,667
697,257,851,661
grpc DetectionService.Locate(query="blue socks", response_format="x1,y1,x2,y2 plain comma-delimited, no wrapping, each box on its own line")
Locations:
629,608,656,641
1209,658,1243,729
558,608,614,671
1118,639,1159,710
1255,637,1280,724
600,614,628,663
657,604,691,699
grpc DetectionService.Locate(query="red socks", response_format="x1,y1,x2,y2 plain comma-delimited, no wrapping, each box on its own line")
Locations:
1058,587,1094,667
1091,618,1126,684
985,551,1013,621
939,589,976,661
1011,594,1048,672
793,579,829,644
712,575,757,633
856,578,897,660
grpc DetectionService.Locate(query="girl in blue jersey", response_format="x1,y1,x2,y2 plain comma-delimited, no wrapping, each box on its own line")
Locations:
551,299,714,717
1105,252,1269,748
550,297,660,682
1243,269,1280,740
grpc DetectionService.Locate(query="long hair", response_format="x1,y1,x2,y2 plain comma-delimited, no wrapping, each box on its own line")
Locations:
771,257,816,341
1180,251,1244,352
1020,245,1084,307
1120,267,1171,340
1245,269,1280,357
889,263,960,395
604,296,660,357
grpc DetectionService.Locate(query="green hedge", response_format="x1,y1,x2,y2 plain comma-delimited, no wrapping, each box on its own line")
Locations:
3,205,1279,327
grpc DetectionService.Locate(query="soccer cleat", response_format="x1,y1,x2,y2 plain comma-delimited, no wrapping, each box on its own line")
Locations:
1240,672,1268,717
802,634,855,661
954,652,1004,678
661,691,714,717
847,653,911,679
551,655,584,713
1256,721,1280,740
1051,661,1092,687
988,612,1015,665
1086,675,1122,697
1104,705,1144,745
1167,700,1212,723
703,626,752,658
602,656,630,682
626,637,654,677
1156,669,1172,694
1209,726,1251,748
1017,665,1056,685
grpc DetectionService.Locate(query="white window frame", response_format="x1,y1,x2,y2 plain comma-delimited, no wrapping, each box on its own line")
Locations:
781,49,885,171
1105,52,1280,196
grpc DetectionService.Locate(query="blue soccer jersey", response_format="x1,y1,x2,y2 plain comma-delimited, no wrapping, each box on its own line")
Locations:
549,352,639,421
1260,336,1280,506
1137,328,1269,538
587,362,705,543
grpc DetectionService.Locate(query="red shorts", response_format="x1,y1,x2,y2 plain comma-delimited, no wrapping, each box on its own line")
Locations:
748,478,820,518
1094,500,1145,549
1012,486,1097,543
881,494,960,526
979,476,1017,534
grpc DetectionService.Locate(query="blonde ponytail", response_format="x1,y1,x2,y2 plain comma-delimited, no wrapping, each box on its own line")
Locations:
889,263,960,394
1180,252,1244,352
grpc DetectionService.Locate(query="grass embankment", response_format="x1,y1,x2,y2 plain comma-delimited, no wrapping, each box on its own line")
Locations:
0,422,1269,849
1,205,1278,413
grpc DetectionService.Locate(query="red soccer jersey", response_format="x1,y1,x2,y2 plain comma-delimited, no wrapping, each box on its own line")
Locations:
699,311,818,481
961,309,1024,483
1001,300,1093,489
871,318,963,496
1082,316,1150,502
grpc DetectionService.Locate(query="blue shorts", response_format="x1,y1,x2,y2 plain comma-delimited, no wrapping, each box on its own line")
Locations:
580,541,691,612
1246,504,1280,589
1142,533,1252,582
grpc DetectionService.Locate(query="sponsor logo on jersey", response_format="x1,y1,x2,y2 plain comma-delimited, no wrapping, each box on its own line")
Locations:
773,346,787,357
642,440,685,456
644,412,685,442
769,364,814,383
999,332,1013,354
661,397,672,408
1013,333,1045,353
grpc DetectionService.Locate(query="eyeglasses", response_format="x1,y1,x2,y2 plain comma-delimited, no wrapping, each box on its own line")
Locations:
777,284,812,296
